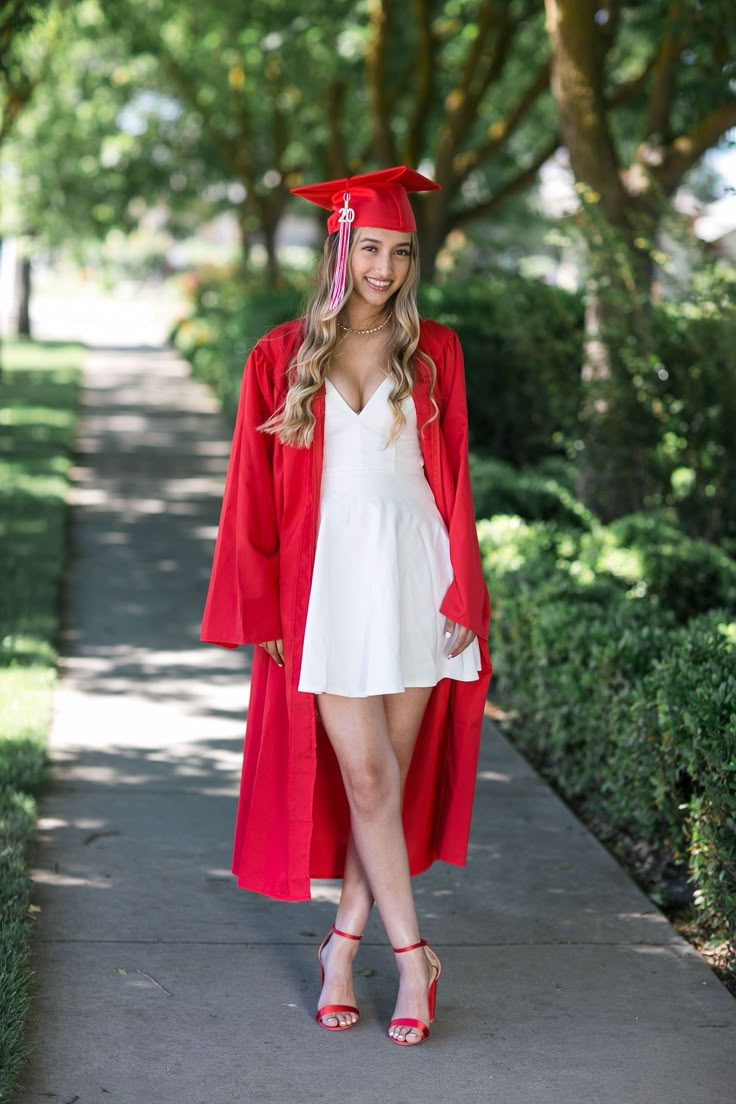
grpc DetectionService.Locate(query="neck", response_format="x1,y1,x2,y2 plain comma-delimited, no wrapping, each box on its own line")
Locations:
340,302,390,332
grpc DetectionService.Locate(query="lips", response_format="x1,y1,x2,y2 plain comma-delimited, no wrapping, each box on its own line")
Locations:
365,278,392,291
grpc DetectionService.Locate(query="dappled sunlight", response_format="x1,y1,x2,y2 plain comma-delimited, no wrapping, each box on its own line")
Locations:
477,769,513,783
310,882,343,905
31,866,113,889
616,910,672,929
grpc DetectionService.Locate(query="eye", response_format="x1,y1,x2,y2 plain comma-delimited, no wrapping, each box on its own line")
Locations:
362,244,378,252
395,248,410,256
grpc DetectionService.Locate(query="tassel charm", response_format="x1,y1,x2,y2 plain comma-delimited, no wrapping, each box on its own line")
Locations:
328,191,354,312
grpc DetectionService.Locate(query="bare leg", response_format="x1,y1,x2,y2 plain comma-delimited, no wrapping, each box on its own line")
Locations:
316,687,436,1040
335,686,434,933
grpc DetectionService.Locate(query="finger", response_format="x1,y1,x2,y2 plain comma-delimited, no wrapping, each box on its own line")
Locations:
265,640,284,662
448,628,476,658
275,639,285,666
443,618,455,639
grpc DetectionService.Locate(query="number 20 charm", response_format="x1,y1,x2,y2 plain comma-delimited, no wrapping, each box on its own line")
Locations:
337,194,355,225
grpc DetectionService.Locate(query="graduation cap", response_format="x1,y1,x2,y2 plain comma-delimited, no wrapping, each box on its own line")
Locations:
291,165,441,311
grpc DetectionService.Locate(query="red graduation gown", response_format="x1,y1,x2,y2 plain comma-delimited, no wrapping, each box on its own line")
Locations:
200,317,492,900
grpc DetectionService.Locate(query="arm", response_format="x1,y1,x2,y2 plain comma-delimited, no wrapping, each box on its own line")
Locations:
200,342,282,649
437,330,491,642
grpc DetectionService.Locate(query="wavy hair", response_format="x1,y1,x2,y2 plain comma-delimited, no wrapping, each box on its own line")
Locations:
259,226,438,448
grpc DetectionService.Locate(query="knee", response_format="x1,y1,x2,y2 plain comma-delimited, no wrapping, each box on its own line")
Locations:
343,756,399,820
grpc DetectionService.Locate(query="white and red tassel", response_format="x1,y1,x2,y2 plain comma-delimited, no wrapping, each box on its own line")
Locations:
328,191,354,312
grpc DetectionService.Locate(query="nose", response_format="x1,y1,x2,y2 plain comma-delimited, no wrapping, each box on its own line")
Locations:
373,253,393,275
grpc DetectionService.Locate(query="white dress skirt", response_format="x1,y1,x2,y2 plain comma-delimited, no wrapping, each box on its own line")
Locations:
297,376,482,697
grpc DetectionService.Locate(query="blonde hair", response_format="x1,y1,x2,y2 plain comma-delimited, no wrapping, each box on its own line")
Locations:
259,226,438,448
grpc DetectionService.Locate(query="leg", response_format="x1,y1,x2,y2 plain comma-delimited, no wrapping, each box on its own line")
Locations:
317,687,436,1040
334,686,434,936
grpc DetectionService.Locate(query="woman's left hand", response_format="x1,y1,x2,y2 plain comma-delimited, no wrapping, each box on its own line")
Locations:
443,618,476,658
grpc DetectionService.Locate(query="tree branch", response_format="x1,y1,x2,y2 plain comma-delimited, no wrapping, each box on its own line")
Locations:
326,78,349,178
473,12,515,105
433,1,501,182
604,52,657,109
453,58,551,183
545,0,627,224
642,0,683,141
651,101,736,194
366,0,398,164
405,0,436,167
452,134,560,226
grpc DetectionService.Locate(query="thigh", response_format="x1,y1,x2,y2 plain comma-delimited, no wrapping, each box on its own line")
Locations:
383,685,434,782
316,693,394,782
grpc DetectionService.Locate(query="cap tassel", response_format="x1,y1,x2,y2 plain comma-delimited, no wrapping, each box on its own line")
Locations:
328,191,354,312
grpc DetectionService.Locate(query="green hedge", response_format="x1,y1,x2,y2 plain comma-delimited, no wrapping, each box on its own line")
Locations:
418,277,584,462
0,340,81,1102
480,513,736,972
470,455,595,531
172,264,736,543
172,268,584,463
170,266,304,417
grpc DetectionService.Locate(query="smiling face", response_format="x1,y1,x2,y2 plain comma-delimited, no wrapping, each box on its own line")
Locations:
347,227,413,309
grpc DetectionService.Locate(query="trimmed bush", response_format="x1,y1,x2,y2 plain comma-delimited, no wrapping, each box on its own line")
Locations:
170,266,304,416
481,511,736,973
470,456,596,531
419,276,584,463
605,513,736,621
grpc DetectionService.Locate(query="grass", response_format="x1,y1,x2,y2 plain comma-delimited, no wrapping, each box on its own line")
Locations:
0,338,82,1103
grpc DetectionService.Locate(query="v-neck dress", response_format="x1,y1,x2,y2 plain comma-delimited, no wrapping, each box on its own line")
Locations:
296,375,482,696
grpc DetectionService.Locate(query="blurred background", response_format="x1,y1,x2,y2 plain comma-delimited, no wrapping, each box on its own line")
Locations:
2,0,735,532
1,5,736,1087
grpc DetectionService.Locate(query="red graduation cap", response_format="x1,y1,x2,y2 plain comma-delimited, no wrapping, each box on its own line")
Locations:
291,165,441,311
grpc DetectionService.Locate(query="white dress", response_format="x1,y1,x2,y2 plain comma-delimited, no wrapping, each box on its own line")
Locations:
297,376,483,697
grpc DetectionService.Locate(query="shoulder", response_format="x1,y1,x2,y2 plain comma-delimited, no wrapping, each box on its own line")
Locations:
418,317,459,358
252,318,304,361
247,318,304,394
417,317,463,395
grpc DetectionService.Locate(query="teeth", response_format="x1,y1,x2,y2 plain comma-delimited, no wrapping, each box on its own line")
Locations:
367,279,391,288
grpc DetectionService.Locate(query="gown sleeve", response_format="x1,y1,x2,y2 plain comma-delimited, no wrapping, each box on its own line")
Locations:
200,342,282,649
437,329,491,642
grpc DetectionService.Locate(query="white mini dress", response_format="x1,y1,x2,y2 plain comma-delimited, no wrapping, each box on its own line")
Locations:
297,375,483,697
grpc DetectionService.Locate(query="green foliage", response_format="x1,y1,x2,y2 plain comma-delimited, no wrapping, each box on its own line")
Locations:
170,265,304,416
0,339,81,1103
605,513,736,622
633,612,736,939
648,267,736,544
481,510,736,974
470,455,595,530
175,261,736,548
0,787,37,1104
175,268,586,453
420,276,584,462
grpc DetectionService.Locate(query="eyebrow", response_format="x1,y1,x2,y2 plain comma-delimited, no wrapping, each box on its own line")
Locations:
361,237,412,247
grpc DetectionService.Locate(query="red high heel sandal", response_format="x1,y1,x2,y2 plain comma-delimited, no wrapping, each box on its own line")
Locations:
315,923,363,1031
387,938,442,1046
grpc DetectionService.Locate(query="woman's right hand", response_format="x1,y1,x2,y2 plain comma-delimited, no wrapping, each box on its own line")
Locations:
259,639,284,666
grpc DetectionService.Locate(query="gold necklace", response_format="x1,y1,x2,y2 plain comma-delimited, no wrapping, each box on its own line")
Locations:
336,311,393,336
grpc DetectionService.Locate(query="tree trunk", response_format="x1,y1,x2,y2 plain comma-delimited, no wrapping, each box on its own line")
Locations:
236,203,252,272
261,218,280,289
416,192,450,282
17,254,32,337
576,226,658,519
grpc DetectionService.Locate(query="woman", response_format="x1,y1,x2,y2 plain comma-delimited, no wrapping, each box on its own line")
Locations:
200,166,492,1046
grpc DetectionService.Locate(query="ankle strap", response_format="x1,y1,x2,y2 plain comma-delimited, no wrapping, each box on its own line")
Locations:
392,938,427,954
332,923,362,941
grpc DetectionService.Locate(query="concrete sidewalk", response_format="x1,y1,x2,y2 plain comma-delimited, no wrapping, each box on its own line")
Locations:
17,344,736,1104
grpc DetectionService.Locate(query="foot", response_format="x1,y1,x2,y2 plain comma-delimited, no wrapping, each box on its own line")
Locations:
317,929,361,1029
388,944,439,1044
